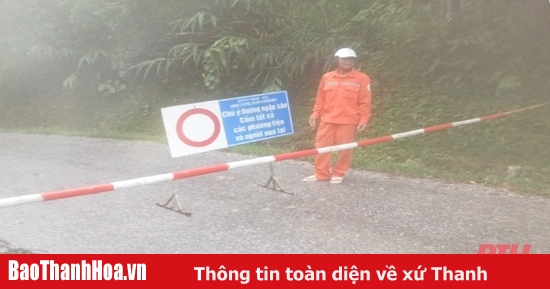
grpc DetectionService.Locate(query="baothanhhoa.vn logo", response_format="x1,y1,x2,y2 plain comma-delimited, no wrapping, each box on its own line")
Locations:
8,260,146,281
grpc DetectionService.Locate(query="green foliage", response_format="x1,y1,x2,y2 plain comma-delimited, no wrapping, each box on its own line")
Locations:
97,80,127,96
126,0,550,99
132,0,367,93
201,36,249,88
62,73,80,90
4,0,548,97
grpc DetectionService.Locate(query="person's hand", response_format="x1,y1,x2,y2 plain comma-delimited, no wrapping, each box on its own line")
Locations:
309,116,318,126
356,123,367,131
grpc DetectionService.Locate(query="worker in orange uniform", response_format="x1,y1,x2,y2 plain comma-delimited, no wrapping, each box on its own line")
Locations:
303,48,372,184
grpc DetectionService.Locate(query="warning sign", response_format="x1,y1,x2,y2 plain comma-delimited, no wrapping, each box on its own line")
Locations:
161,91,294,157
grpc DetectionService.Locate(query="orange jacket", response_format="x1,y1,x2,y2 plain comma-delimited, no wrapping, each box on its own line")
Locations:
311,69,371,125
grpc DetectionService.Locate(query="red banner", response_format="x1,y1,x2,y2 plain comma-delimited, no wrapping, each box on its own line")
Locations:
1,254,547,288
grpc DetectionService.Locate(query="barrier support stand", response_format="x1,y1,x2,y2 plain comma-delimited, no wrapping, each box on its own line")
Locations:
156,158,191,216
258,141,293,195
156,193,191,217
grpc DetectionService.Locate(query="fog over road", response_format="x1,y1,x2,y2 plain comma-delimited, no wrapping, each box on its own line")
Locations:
1,133,548,253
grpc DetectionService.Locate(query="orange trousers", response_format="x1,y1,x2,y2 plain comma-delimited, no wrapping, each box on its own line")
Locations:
314,121,357,180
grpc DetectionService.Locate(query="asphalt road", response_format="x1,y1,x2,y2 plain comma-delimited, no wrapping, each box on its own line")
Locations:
1,133,549,253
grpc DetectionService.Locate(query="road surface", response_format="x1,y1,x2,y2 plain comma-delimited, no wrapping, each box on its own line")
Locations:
1,133,548,253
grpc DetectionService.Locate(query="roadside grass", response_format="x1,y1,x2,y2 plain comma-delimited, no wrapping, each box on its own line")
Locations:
0,127,165,142
1,84,548,196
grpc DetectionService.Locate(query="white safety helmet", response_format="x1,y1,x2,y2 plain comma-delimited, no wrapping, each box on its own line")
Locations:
334,48,357,58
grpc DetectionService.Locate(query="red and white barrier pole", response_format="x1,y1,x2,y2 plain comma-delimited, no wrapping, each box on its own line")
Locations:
1,102,548,208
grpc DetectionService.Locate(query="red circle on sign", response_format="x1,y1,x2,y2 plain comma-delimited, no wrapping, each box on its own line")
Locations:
176,108,221,147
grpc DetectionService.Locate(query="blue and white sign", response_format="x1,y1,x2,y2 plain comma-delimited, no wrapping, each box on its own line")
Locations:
161,91,294,157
